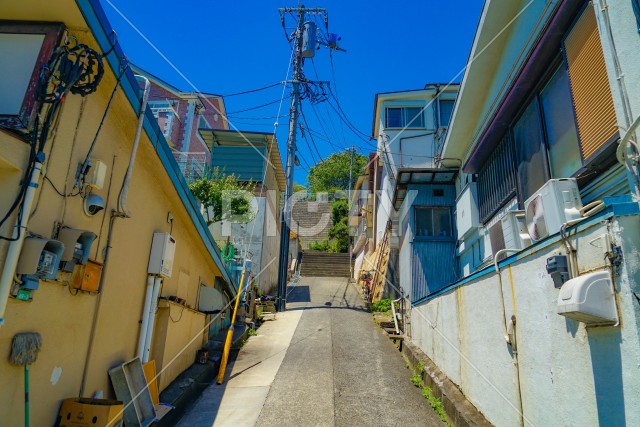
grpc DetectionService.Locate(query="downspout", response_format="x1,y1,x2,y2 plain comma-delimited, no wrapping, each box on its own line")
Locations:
137,276,155,359
79,211,126,396
493,249,524,427
118,75,150,217
141,276,162,363
0,154,45,325
80,75,150,394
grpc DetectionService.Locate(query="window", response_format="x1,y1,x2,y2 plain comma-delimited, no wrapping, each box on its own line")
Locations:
540,66,582,178
478,62,586,222
439,99,455,128
478,135,517,222
0,22,64,130
386,107,425,128
415,207,452,239
198,114,211,129
513,97,549,202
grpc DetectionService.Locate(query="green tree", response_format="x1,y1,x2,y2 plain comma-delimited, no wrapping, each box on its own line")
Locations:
189,167,256,225
292,182,307,193
307,151,367,193
331,199,349,225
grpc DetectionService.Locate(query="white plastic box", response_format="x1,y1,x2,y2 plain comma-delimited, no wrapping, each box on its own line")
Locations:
147,232,176,278
557,270,618,326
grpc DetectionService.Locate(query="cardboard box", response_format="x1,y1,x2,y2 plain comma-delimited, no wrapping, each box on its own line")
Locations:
57,398,123,427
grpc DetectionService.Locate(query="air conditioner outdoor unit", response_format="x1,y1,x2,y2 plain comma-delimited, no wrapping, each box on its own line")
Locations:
524,179,582,242
501,210,531,250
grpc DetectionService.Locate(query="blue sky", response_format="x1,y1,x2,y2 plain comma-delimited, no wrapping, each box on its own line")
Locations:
103,0,483,184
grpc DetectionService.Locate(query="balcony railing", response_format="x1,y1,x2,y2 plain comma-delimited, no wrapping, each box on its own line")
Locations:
172,150,208,184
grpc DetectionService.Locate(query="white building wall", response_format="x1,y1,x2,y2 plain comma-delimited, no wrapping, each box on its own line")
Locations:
412,216,640,426
594,0,640,195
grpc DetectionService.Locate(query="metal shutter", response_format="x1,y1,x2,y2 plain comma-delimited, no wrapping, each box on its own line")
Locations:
564,5,617,161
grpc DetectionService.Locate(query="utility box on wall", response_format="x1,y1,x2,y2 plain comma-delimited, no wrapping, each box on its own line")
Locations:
455,182,479,240
71,259,103,293
557,270,619,326
58,227,97,272
148,233,176,278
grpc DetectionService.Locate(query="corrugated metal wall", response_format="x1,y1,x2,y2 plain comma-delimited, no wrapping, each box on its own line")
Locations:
581,163,630,203
403,184,458,303
210,145,266,182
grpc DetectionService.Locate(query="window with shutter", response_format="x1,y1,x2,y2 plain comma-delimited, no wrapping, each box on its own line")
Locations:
564,4,618,161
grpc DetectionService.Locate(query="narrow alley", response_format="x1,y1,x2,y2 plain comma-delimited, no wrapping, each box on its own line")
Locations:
178,276,441,426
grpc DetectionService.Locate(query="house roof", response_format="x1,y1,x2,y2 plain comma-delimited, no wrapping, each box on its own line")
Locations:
392,168,458,210
130,63,224,99
73,0,236,293
441,0,566,168
198,129,286,192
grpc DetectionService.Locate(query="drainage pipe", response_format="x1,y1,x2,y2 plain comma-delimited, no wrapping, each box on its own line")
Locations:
391,297,401,335
493,248,524,427
118,75,150,217
137,275,155,360
0,155,44,326
141,276,162,363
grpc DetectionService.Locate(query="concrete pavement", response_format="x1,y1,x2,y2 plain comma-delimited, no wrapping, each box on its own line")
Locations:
178,276,442,426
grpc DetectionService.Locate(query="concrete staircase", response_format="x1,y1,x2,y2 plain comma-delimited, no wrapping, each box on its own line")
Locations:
291,200,332,250
300,251,351,277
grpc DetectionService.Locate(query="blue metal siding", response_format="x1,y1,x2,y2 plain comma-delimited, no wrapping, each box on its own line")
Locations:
580,163,631,204
411,241,458,302
210,146,266,182
405,184,458,302
407,183,456,206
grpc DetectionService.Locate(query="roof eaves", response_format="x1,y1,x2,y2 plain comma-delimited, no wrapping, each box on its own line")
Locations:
79,0,236,295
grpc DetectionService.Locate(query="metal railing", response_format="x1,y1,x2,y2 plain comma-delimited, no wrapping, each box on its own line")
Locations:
172,150,208,184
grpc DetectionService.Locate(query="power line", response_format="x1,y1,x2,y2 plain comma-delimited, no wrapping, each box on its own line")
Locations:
310,58,343,143
222,81,284,97
327,87,372,140
308,101,343,152
300,108,323,162
226,113,290,120
226,95,292,115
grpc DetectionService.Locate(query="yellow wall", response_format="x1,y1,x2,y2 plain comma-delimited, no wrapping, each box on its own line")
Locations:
0,10,230,427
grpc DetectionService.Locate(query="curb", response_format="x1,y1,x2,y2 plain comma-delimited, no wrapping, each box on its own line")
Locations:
401,340,493,427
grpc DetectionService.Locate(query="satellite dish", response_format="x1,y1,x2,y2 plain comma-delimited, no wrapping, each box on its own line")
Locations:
525,195,548,242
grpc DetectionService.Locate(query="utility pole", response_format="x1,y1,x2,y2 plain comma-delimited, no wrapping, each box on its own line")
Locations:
276,5,307,313
275,5,338,311
345,146,356,280
345,146,356,203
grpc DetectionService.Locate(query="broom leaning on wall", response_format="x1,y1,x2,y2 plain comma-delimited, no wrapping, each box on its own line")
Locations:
9,332,42,427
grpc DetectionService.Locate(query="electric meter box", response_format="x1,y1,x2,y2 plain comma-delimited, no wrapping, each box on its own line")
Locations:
557,270,618,326
58,227,97,272
16,237,65,280
147,232,176,278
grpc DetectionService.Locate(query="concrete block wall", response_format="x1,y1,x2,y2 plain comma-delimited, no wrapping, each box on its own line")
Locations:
411,215,640,426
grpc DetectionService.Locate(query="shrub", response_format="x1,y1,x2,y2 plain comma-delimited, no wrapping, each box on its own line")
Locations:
370,298,392,312
309,240,330,251
329,238,349,253
328,221,349,253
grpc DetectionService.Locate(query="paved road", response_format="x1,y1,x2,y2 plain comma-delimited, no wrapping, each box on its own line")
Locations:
257,276,441,427
178,276,441,426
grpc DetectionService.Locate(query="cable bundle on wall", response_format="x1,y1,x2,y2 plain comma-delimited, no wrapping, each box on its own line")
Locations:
0,35,107,326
